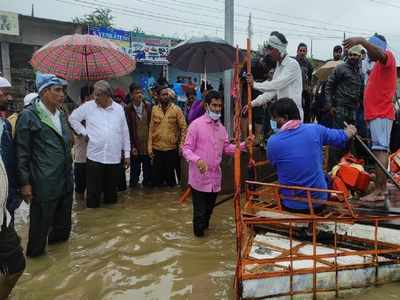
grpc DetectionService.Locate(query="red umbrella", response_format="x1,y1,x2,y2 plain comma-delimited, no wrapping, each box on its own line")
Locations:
31,34,136,81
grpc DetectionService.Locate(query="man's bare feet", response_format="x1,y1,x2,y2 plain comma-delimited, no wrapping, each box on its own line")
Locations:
360,190,386,208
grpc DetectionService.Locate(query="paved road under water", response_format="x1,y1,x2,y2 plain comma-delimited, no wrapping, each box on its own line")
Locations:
9,188,400,299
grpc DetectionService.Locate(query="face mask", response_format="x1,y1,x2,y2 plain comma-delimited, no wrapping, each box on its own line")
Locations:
270,120,278,132
207,109,221,121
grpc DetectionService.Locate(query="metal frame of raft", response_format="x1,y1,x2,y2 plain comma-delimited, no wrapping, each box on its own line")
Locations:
231,40,400,300
233,181,400,299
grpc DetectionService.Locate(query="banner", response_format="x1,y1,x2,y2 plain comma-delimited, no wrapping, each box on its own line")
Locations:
88,26,130,52
88,27,173,65
127,36,171,65
0,10,19,36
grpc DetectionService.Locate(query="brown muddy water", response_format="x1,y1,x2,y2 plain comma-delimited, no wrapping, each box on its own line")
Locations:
9,188,400,300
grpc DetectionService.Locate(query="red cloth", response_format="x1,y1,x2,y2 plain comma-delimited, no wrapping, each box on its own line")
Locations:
114,87,126,99
364,50,397,121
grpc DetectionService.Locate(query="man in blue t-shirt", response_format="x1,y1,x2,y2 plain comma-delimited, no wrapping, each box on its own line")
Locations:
267,98,357,212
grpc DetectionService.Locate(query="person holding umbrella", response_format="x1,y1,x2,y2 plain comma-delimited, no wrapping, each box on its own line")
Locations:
15,73,74,257
182,90,253,237
244,31,304,120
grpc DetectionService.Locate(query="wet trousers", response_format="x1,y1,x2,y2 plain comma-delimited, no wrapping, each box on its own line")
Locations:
192,189,218,237
86,159,119,208
74,162,86,194
27,193,73,257
130,154,152,186
152,149,178,187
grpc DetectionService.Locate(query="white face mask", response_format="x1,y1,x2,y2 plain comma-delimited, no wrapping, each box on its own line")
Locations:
207,109,221,121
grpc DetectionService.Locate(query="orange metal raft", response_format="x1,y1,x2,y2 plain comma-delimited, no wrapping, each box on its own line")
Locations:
231,42,400,300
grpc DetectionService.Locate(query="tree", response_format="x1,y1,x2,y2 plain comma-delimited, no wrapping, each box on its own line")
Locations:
73,8,114,27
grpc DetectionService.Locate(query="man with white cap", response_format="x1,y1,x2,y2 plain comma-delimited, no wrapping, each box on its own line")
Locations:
0,78,25,298
344,34,397,203
0,77,20,219
245,31,304,120
15,73,74,257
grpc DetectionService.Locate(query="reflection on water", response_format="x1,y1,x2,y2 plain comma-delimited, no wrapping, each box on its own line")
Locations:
11,188,236,300
9,187,400,299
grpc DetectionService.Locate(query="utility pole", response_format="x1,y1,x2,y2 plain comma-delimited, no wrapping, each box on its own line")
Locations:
31,4,35,17
310,39,313,58
224,0,234,136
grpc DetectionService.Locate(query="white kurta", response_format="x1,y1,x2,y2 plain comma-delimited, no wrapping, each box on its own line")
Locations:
251,55,304,120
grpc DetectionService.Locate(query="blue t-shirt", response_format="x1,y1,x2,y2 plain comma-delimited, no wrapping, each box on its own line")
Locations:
267,124,348,210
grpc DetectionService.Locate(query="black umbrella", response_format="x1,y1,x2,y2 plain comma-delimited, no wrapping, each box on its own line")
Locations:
167,36,243,80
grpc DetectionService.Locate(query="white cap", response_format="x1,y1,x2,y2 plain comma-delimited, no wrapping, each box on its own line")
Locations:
0,77,11,88
24,93,38,107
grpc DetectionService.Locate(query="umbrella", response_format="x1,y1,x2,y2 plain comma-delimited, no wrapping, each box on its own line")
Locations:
167,36,243,78
31,34,136,81
313,60,343,81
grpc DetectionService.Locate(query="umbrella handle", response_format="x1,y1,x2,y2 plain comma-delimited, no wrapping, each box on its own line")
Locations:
204,65,207,90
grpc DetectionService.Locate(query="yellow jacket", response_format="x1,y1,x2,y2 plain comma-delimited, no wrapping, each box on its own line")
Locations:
7,113,18,138
148,103,187,152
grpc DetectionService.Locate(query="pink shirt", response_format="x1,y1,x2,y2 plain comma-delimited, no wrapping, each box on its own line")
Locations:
182,114,246,193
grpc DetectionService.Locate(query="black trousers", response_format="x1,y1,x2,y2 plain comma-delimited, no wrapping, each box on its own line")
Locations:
152,149,178,187
117,160,127,191
130,154,152,186
86,159,119,208
26,193,73,258
174,154,181,184
74,162,86,194
192,189,218,237
0,221,25,274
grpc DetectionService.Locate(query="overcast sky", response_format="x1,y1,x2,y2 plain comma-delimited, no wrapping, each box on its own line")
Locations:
2,0,400,60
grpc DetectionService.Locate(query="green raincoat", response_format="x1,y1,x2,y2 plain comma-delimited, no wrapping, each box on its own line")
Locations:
15,99,73,202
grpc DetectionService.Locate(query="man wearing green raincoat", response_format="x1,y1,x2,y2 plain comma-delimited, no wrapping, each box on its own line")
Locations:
15,73,73,258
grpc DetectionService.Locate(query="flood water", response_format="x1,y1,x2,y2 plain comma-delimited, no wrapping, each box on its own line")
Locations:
11,188,236,300
8,187,400,300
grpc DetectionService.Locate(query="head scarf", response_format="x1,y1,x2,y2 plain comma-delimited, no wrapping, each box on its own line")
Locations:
36,72,67,93
114,87,126,99
166,88,176,100
0,77,11,88
266,34,288,56
369,35,387,51
348,45,363,56
24,92,38,107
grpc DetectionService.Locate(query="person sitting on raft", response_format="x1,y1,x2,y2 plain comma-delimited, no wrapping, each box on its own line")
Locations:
266,98,357,213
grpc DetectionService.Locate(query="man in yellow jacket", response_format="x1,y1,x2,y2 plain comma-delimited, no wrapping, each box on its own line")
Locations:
148,87,187,187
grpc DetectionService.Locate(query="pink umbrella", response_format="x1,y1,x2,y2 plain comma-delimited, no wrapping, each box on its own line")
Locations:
31,34,136,81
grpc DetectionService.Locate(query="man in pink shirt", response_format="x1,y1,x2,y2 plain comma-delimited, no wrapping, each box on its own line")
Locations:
182,91,253,237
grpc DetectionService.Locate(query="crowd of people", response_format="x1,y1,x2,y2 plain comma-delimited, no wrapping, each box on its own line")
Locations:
0,29,397,298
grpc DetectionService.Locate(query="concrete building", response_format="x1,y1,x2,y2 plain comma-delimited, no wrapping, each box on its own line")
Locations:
0,11,84,103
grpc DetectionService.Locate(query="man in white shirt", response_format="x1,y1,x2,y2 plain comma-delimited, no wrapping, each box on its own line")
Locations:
69,80,130,208
245,31,304,120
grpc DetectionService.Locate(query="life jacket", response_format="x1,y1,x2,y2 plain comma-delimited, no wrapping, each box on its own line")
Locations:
331,153,371,193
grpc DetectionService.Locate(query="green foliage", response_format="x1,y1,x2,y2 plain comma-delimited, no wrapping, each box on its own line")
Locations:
73,8,114,27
